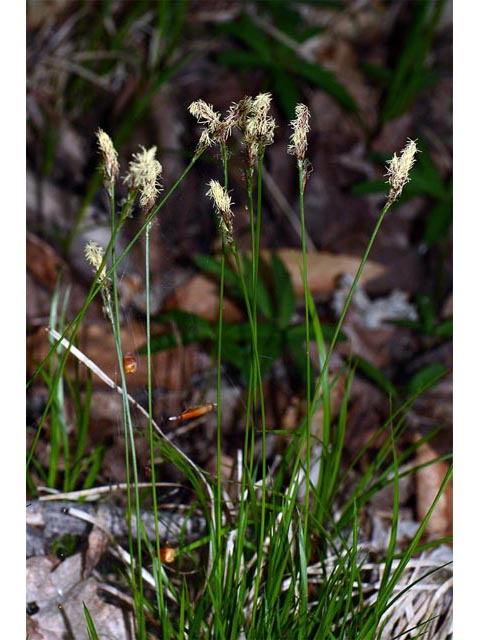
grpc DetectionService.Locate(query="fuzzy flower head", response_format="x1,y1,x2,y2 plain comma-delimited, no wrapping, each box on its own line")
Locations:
96,129,119,189
288,104,310,163
189,100,223,153
85,241,108,284
85,241,112,319
240,93,276,169
124,146,163,213
206,179,235,245
385,139,418,203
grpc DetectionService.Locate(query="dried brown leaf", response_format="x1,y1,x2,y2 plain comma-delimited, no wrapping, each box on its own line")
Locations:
26,553,131,639
165,273,244,322
26,320,211,391
26,233,65,290
269,249,385,300
414,436,453,539
83,524,110,579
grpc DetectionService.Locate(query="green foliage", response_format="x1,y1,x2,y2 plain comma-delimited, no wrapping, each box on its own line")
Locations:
217,11,358,117
28,93,451,639
51,534,80,560
377,0,446,124
352,355,398,398
27,282,105,496
403,363,447,398
389,293,452,339
83,602,100,640
145,252,342,383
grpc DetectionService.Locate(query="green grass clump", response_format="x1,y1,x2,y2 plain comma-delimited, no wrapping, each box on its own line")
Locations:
27,97,451,640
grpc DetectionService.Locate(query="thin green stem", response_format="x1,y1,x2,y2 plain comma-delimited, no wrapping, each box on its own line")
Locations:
27,154,201,472
311,201,393,418
145,220,166,623
253,153,267,570
253,153,264,314
108,185,146,637
298,165,312,541
244,169,258,492
308,201,393,528
214,145,230,604
231,242,267,628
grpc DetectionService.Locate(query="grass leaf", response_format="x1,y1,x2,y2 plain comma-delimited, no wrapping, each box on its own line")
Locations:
83,602,99,640
353,355,398,398
404,363,447,397
271,251,297,330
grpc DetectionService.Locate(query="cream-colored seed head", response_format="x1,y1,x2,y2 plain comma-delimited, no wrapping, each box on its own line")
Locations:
206,179,234,244
96,128,119,188
251,92,272,115
84,241,112,319
287,103,310,163
124,146,163,212
386,139,418,203
241,92,275,168
189,100,223,152
189,100,221,128
85,241,107,283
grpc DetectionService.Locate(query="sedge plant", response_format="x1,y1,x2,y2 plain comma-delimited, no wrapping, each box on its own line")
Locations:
27,97,451,639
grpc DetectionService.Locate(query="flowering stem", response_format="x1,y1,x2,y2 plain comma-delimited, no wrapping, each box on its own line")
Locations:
27,155,201,471
297,164,312,540
214,145,230,588
107,184,146,637
239,155,269,626
311,199,393,525
145,220,166,621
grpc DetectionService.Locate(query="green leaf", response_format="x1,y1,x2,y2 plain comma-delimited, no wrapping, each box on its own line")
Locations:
221,339,251,380
223,322,252,342
257,323,283,376
380,0,445,122
409,147,448,199
361,62,393,88
316,323,347,343
258,0,306,36
272,68,302,118
283,54,358,113
144,333,179,352
435,318,452,339
286,322,346,348
353,355,398,398
416,295,437,335
220,14,273,61
386,318,424,331
83,602,99,640
218,49,268,71
423,182,452,247
193,254,242,293
144,310,215,353
218,11,358,115
404,363,447,397
81,446,106,490
284,324,308,380
271,252,296,330
51,534,79,560
241,253,274,320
